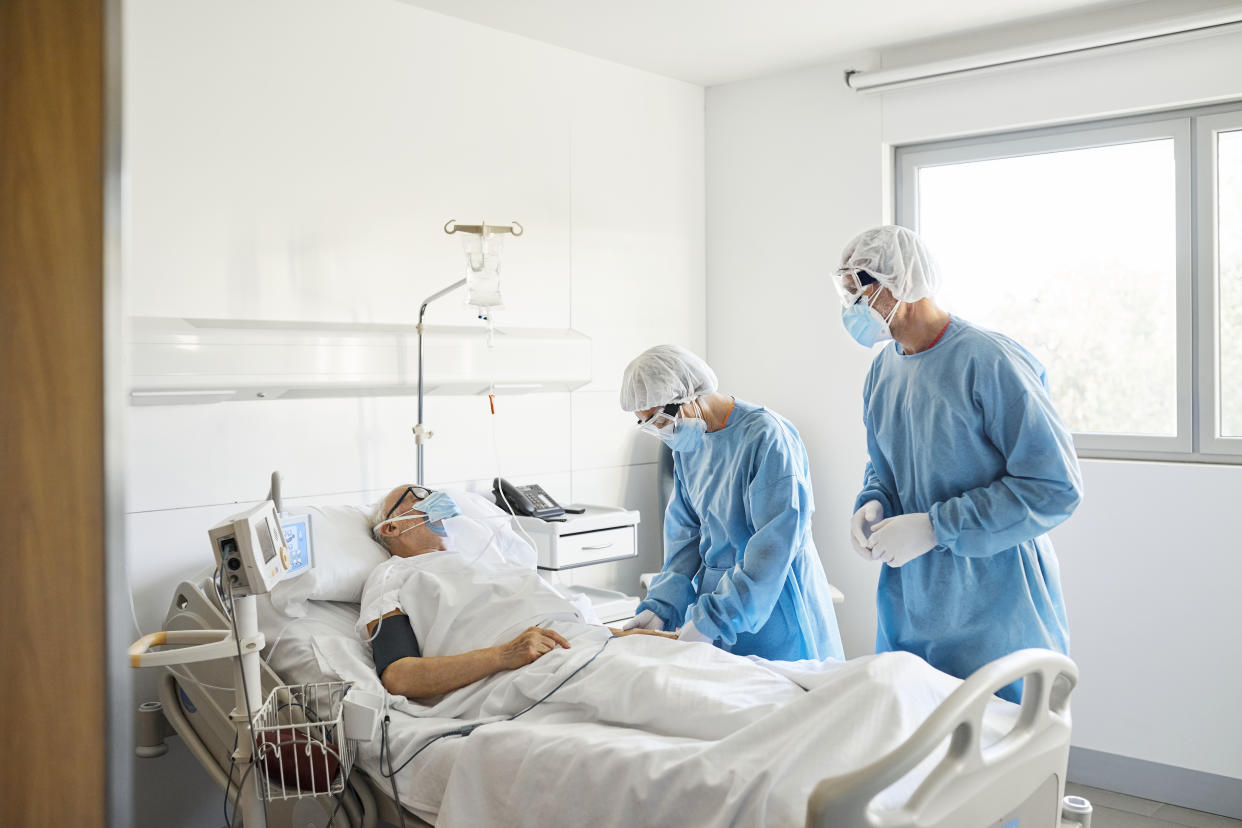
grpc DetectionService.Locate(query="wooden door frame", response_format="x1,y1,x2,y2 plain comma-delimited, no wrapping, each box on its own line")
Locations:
0,0,129,824
103,0,133,824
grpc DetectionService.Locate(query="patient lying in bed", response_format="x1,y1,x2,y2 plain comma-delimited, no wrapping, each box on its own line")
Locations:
362,485,673,695
347,486,1033,826
358,483,824,737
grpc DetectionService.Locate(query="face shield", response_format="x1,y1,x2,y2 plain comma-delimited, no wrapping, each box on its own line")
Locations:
636,401,708,453
637,402,681,439
833,268,879,309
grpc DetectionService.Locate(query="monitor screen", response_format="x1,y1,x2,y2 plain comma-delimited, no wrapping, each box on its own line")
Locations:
257,516,279,563
279,513,313,578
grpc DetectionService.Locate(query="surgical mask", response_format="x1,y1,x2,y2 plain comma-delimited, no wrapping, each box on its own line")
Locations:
374,491,461,537
841,292,898,347
668,416,706,453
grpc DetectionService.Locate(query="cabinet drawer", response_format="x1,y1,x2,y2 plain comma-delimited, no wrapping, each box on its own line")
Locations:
552,525,636,569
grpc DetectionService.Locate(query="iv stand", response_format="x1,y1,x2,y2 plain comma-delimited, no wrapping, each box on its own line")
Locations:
416,219,522,486
415,278,467,487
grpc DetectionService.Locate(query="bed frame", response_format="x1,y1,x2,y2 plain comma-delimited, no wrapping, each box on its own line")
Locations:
150,575,1078,828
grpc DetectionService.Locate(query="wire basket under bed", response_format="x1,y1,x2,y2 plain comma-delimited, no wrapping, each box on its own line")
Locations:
252,681,356,801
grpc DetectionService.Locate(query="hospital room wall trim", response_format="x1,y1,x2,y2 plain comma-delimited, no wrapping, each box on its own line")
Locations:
1069,747,1242,821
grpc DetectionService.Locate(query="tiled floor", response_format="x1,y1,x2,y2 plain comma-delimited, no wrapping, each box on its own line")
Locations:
1065,783,1242,828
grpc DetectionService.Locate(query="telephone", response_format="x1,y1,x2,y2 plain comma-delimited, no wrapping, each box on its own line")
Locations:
492,477,566,520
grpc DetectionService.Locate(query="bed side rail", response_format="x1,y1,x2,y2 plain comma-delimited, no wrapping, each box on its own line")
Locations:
807,648,1078,828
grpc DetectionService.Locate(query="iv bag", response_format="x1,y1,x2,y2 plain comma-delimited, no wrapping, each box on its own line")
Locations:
461,232,505,311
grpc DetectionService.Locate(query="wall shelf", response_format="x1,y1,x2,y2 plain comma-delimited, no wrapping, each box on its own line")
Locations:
128,316,592,405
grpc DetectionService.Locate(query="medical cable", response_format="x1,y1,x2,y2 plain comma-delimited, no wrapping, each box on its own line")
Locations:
380,716,410,828
225,576,272,828
222,730,239,828
326,785,349,828
360,562,409,646
379,634,616,780
486,399,545,560
508,633,615,721
226,760,255,828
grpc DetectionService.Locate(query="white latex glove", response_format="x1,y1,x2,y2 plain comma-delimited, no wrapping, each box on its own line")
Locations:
621,609,664,631
850,500,885,560
866,512,937,568
677,619,713,644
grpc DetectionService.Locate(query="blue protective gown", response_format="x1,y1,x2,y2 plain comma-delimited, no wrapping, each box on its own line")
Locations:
856,317,1082,702
638,400,844,661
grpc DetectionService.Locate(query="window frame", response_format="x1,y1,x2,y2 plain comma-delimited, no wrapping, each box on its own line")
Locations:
1196,109,1242,457
895,103,1242,463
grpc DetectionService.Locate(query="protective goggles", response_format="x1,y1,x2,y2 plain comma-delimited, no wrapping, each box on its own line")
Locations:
833,268,879,309
637,402,682,438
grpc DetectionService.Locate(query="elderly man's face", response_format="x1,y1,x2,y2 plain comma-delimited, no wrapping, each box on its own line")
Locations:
377,485,447,558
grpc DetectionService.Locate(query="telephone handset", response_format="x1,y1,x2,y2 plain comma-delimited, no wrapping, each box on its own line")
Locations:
492,477,566,520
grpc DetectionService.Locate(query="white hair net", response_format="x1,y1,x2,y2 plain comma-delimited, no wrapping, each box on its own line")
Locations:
838,225,942,303
619,345,718,412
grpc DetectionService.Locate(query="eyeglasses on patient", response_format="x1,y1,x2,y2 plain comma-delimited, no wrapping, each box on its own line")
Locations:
384,485,434,521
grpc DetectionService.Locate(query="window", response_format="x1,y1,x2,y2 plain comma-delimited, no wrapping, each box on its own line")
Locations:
1206,118,1242,443
897,104,1242,461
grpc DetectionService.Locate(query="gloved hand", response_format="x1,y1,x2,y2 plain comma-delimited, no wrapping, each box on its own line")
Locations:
621,609,664,632
866,512,937,568
676,619,713,644
850,500,885,560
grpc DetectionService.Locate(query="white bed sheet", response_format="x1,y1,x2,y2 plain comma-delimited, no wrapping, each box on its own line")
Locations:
255,596,1023,828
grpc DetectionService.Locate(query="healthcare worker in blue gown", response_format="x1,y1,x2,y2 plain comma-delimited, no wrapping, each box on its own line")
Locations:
836,225,1083,702
618,344,844,662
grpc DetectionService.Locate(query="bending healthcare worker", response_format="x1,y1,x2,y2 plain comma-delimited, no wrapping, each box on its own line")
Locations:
619,344,844,662
837,225,1082,702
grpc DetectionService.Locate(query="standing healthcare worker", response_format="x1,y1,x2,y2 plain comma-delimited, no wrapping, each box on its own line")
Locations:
619,345,844,662
837,225,1082,702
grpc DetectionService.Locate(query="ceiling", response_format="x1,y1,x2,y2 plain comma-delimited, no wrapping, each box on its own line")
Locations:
398,0,1145,86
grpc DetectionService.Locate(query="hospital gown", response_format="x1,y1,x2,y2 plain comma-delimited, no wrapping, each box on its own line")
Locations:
856,317,1082,702
639,400,844,661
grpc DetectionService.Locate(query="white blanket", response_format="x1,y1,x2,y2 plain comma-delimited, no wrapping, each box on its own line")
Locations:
340,548,1023,827
374,644,1019,827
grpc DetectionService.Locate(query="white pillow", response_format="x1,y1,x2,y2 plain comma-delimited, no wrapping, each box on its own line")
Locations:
269,504,388,617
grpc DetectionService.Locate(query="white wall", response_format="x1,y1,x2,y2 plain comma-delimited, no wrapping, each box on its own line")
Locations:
706,60,884,660
706,26,1242,778
123,1,703,824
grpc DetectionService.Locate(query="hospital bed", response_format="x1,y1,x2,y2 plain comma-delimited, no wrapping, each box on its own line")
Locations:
147,560,1080,828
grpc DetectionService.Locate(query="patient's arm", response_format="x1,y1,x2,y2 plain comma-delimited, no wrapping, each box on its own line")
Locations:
367,612,571,701
607,627,679,640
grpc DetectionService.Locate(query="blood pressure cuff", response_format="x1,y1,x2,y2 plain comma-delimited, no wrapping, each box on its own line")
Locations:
370,613,421,678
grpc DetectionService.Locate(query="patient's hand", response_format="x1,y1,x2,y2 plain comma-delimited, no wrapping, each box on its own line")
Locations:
497,626,571,670
608,627,679,640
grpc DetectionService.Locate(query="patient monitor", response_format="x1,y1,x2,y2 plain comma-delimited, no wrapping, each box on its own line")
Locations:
209,501,291,595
